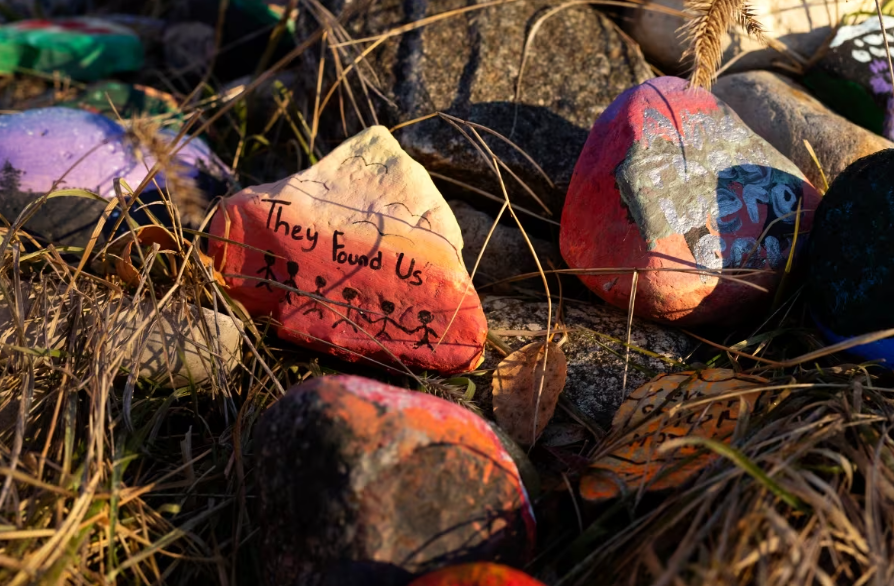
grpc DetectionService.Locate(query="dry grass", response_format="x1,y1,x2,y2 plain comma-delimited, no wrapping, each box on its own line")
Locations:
1,1,894,585
681,0,765,88
550,358,894,586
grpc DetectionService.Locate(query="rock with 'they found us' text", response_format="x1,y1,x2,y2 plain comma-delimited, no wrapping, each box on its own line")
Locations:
209,126,487,374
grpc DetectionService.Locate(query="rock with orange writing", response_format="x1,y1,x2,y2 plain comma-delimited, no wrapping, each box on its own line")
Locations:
257,375,536,586
408,563,546,586
209,126,486,374
580,369,769,502
560,76,821,326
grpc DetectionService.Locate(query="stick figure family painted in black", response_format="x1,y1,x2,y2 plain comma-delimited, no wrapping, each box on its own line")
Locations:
255,251,438,350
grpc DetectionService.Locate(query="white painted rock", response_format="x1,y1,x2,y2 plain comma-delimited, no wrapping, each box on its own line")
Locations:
623,0,870,74
209,126,487,374
0,283,243,388
116,301,244,388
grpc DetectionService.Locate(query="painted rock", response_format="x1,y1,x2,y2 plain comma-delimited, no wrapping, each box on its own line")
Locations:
580,369,769,502
806,16,894,141
61,81,179,119
257,375,536,586
559,76,821,326
806,149,894,366
0,283,243,389
714,71,894,189
208,126,487,374
115,301,244,389
0,17,143,80
409,563,546,586
0,107,229,198
0,107,230,247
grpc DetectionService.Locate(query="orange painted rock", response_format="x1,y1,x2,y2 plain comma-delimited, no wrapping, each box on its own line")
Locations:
257,376,536,586
580,369,768,502
409,563,546,586
559,76,821,326
209,126,486,374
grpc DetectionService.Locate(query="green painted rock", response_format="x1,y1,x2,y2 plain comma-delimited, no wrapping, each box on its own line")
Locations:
60,81,178,119
0,17,143,80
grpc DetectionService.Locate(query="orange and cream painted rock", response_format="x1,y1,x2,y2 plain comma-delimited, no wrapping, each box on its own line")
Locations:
257,376,536,586
580,369,769,502
409,563,546,586
209,126,486,374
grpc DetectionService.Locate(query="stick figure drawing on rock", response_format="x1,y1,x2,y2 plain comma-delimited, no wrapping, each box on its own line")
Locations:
366,300,403,341
282,261,299,304
332,287,362,333
303,275,327,318
410,310,438,351
256,251,277,292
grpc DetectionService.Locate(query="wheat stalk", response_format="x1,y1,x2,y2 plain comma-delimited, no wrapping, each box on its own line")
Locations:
682,0,766,89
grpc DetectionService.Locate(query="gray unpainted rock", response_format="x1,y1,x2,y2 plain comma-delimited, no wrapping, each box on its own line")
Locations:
483,297,692,428
0,192,109,251
351,0,653,215
713,71,894,188
164,22,216,75
448,200,560,284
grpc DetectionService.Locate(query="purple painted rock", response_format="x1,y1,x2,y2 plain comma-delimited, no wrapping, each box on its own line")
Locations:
560,76,821,326
257,375,536,586
0,107,231,247
0,107,229,198
208,126,487,374
0,107,149,197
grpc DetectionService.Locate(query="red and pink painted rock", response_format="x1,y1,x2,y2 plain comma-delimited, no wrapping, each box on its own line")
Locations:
209,126,487,374
560,76,821,325
257,375,536,585
409,563,546,586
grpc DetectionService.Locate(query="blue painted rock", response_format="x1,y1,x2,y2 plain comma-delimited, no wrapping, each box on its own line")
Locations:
257,375,535,586
806,16,894,140
208,126,487,375
560,76,821,326
807,149,894,366
0,107,230,247
0,17,143,80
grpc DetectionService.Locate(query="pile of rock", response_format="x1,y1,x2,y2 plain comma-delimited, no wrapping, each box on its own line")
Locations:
14,2,894,584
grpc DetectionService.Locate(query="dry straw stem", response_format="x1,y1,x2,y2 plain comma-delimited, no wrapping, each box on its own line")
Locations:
682,0,767,88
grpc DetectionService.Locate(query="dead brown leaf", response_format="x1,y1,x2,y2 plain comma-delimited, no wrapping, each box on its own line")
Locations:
114,225,225,288
492,341,567,447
